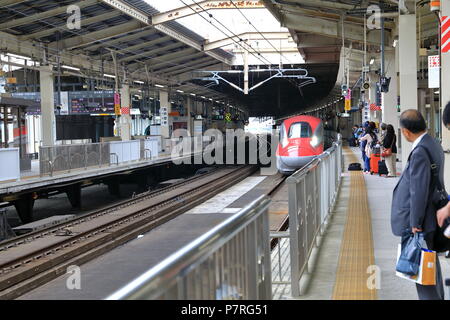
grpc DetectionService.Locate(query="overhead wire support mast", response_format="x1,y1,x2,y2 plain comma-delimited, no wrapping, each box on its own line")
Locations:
195,68,316,94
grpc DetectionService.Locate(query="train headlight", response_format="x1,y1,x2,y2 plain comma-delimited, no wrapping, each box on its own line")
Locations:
310,135,319,148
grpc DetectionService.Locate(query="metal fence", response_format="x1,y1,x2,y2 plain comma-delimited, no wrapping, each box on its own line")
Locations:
106,196,272,300
39,143,111,177
39,139,161,177
279,137,343,297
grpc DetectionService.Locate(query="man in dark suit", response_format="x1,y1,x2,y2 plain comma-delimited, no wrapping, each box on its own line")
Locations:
391,109,445,300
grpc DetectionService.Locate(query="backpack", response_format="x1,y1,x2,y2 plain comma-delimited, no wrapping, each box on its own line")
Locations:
410,145,450,252
369,133,378,149
348,163,362,171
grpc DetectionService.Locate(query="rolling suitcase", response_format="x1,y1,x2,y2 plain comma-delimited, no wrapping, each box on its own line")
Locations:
370,154,381,174
378,160,389,176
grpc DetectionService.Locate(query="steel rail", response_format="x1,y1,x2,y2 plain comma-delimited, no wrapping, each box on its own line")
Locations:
0,165,257,299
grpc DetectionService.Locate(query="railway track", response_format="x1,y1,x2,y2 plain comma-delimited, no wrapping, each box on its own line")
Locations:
0,165,258,299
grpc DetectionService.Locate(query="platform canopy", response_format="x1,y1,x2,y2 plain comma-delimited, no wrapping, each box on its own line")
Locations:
0,0,237,101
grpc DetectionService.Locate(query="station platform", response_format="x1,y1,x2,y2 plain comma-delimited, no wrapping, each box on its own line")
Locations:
272,146,450,300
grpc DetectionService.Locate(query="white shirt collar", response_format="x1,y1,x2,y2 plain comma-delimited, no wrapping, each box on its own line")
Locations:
411,132,427,151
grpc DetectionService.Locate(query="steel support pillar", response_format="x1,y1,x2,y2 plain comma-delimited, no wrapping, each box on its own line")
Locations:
368,73,381,124
398,13,418,167
119,84,132,141
382,49,399,136
186,96,193,135
40,65,56,146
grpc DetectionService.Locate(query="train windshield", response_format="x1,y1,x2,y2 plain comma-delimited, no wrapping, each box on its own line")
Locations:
288,122,312,138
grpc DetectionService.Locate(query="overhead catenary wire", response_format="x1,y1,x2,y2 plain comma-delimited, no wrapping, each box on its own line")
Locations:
179,0,272,67
228,0,292,65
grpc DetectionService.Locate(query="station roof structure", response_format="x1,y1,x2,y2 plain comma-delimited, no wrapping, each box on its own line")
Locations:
0,0,236,102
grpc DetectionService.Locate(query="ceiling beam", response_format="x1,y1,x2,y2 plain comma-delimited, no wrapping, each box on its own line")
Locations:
21,11,119,41
0,0,28,7
48,20,144,50
150,0,264,25
153,24,233,65
99,0,150,24
151,52,206,72
203,32,291,51
119,41,186,63
128,48,198,71
81,27,158,52
100,0,233,65
281,12,391,46
168,61,221,77
92,35,172,60
0,0,100,31
157,56,216,75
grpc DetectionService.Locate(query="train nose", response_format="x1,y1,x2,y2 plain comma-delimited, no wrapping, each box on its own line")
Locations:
287,140,315,156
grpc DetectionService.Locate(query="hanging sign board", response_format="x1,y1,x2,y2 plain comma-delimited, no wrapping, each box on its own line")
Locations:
114,92,121,116
345,99,351,111
428,55,440,88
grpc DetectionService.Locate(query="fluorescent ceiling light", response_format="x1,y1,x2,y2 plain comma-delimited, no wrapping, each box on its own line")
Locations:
104,74,116,78
7,53,31,60
176,90,184,93
190,93,196,96
134,80,144,84
369,58,375,65
155,84,164,88
62,65,80,71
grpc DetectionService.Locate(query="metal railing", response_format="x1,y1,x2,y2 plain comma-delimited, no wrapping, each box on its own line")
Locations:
282,136,343,297
106,196,272,300
39,139,162,177
39,142,111,177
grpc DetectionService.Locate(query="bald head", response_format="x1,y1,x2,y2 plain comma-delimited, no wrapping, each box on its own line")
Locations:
400,109,427,134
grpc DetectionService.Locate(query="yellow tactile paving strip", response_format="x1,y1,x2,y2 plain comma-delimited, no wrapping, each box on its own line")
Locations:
332,147,377,300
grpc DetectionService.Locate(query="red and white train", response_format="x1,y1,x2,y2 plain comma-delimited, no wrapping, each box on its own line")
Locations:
276,115,324,174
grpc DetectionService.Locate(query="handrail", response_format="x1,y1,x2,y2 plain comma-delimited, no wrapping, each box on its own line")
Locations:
106,195,272,300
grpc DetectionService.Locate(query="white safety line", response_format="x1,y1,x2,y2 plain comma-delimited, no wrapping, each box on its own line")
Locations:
185,176,267,214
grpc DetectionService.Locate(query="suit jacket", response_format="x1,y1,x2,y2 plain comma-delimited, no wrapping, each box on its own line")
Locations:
391,134,445,243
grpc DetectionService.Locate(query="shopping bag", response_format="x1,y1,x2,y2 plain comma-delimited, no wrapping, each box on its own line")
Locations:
396,245,437,285
395,232,423,276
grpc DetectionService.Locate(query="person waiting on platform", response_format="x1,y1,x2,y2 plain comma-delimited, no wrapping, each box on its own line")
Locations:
359,125,377,174
382,124,397,177
391,109,445,300
380,123,387,145
359,122,369,166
